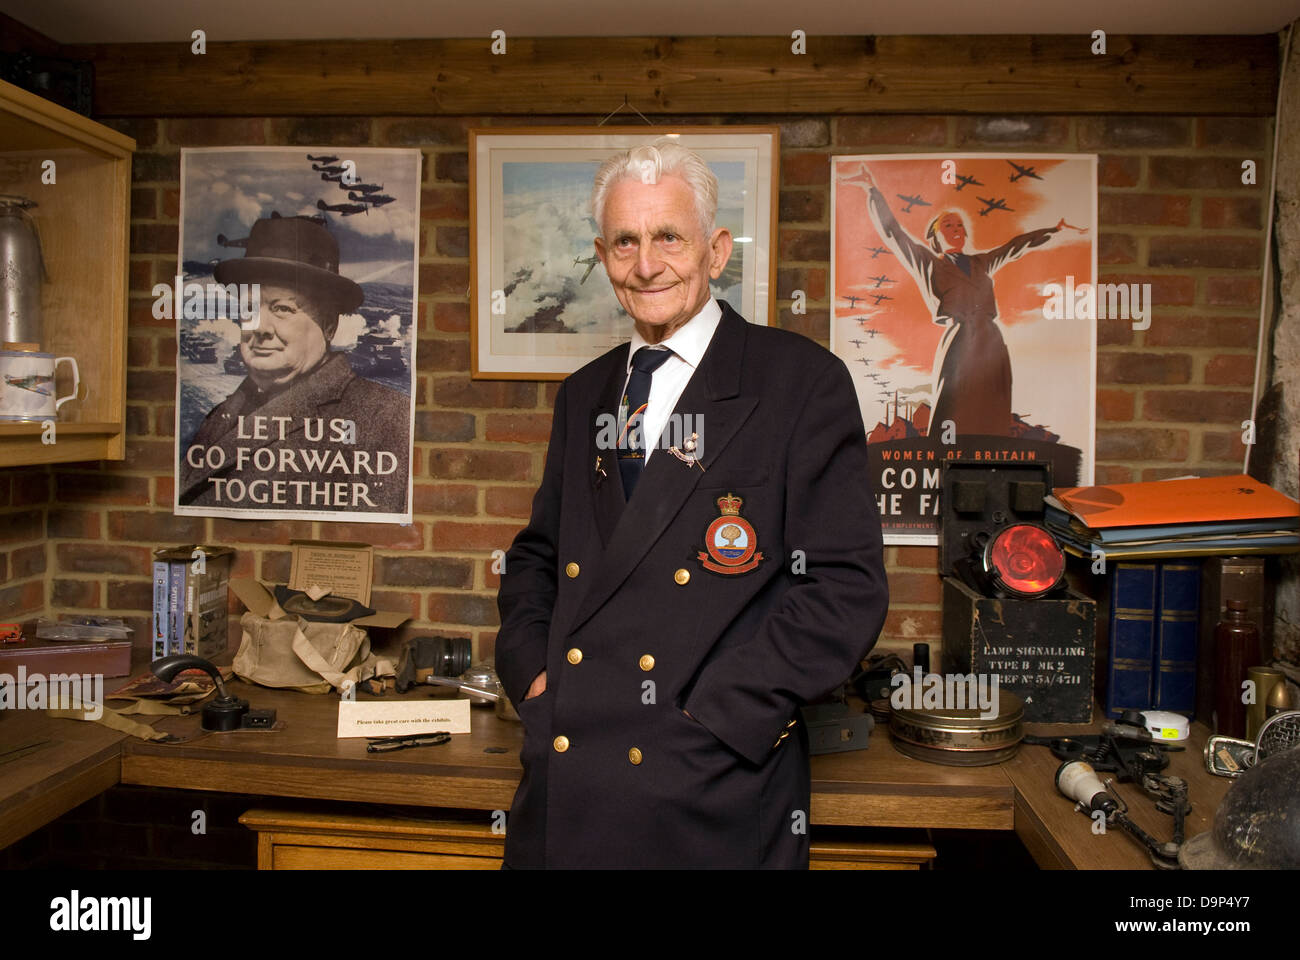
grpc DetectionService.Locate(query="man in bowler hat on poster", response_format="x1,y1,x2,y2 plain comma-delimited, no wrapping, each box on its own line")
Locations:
178,214,409,515
495,137,889,867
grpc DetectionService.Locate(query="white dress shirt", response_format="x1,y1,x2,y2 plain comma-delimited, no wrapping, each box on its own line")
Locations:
620,297,722,465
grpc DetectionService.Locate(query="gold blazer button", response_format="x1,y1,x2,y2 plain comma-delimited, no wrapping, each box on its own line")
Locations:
566,648,583,665
553,736,570,753
565,562,580,578
628,747,643,765
638,654,655,672
673,568,690,585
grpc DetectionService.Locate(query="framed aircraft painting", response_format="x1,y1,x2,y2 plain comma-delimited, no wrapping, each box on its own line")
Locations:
469,126,778,379
830,153,1098,545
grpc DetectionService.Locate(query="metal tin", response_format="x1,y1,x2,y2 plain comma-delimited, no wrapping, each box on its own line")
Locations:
889,690,1024,766
0,195,46,347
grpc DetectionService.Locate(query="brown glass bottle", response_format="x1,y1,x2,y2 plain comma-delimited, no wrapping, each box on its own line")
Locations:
1214,600,1260,737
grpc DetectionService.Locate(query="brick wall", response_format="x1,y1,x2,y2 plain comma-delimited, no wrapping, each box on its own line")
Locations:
0,467,50,623
0,112,1270,659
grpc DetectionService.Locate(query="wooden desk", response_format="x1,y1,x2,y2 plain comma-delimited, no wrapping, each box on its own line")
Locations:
118,678,1014,831
1007,718,1232,869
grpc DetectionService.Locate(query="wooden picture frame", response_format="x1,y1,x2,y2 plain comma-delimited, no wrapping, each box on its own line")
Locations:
469,126,779,380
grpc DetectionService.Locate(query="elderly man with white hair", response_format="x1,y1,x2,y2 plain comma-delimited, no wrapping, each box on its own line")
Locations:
495,137,889,868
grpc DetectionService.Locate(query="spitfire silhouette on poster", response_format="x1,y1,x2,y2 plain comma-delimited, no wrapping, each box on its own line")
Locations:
173,147,420,523
831,154,1097,544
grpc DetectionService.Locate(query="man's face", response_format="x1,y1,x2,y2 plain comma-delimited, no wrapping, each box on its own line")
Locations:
241,283,331,389
593,173,733,342
938,213,967,252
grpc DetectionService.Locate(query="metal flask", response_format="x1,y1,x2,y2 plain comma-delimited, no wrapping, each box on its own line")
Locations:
0,195,47,347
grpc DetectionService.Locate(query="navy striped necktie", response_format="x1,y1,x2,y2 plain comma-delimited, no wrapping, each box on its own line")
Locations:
618,346,673,499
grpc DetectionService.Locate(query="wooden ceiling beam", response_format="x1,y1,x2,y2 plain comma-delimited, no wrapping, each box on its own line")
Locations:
67,34,1278,117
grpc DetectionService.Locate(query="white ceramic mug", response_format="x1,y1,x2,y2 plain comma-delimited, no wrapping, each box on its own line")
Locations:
0,350,79,421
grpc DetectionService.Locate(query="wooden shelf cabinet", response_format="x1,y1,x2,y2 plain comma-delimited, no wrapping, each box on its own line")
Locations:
0,79,135,466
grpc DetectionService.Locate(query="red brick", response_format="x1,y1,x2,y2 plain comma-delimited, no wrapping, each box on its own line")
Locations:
1096,428,1190,460
1206,276,1260,308
1097,352,1191,385
261,551,292,583
116,440,175,473
107,579,153,611
953,116,1068,146
106,511,206,543
0,511,41,544
415,337,470,371
10,543,45,579
132,152,179,184
421,186,469,220
156,406,175,437
126,370,176,402
1142,390,1252,423
154,476,174,507
156,336,176,369
1096,389,1135,422
128,258,154,294
1097,274,1196,307
419,263,470,296
432,379,538,409
0,580,44,617
56,474,150,506
130,296,170,329
1148,236,1263,270
433,152,466,183
485,486,537,518
1078,117,1190,149
544,383,561,406
51,579,100,608
375,556,473,588
414,410,475,442
126,405,150,437
433,301,469,333
162,188,179,220
1098,194,1191,226
477,631,497,661
781,152,830,187
11,472,49,506
484,559,500,590
426,592,500,627
1202,197,1262,230
57,543,152,575
776,266,827,302
210,518,312,545
779,189,825,224
130,186,157,220
891,546,939,570
369,589,421,622
1197,118,1269,150
778,229,829,262
885,571,943,605
484,413,553,443
166,117,267,146
1098,156,1140,188
1098,234,1136,265
836,117,947,146
130,223,178,255
316,522,425,550
270,116,372,146
1203,354,1256,386
1149,157,1255,190
1144,315,1258,348
429,521,523,552
777,308,828,342
427,449,534,481
376,117,469,147
412,483,478,516
1202,431,1248,462
1094,464,1135,485
47,509,102,539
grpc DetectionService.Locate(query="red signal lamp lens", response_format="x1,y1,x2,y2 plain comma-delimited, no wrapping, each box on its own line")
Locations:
983,523,1065,598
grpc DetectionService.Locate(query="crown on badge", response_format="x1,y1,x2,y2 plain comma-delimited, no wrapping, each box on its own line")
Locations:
716,493,744,515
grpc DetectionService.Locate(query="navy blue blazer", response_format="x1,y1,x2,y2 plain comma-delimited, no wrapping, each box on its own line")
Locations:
496,300,888,867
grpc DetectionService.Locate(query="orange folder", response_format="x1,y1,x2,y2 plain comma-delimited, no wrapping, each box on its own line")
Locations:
1053,474,1299,529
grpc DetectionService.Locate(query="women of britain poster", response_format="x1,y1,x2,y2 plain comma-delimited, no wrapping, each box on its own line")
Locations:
172,147,420,524
831,153,1097,544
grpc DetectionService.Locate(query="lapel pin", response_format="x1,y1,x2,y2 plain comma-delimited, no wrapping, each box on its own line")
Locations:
594,454,608,485
668,433,705,472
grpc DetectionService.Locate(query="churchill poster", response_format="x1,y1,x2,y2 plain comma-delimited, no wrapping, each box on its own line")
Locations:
831,154,1097,544
172,147,420,523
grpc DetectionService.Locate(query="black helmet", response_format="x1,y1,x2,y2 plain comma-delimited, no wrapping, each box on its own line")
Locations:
1180,746,1300,869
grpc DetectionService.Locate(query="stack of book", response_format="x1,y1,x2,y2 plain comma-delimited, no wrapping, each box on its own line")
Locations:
1046,474,1299,561
151,545,234,661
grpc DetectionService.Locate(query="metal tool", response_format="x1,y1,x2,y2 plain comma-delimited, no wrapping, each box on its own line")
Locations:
1056,760,1181,869
365,731,451,753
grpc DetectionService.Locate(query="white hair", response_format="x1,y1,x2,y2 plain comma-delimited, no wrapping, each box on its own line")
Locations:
590,136,718,238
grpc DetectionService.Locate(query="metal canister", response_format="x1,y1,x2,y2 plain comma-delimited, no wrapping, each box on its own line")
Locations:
0,195,46,347
1246,667,1286,741
889,690,1025,766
